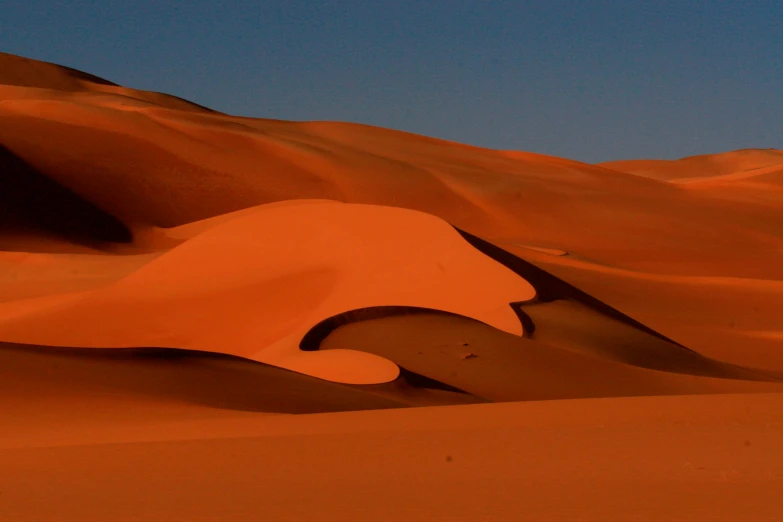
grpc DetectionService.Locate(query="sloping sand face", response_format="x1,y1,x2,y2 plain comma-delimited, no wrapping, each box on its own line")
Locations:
0,201,534,384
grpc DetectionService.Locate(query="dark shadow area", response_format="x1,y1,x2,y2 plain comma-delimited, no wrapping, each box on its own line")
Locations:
313,313,783,402
510,302,536,337
300,306,470,351
455,228,683,344
0,342,482,414
53,65,119,86
0,342,406,414
397,366,476,395
455,228,780,381
0,144,132,247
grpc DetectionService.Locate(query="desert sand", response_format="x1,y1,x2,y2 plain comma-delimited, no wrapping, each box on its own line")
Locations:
1,51,782,520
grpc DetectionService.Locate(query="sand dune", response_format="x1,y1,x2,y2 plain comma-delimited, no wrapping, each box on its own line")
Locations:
0,52,214,113
2,52,783,520
0,200,535,384
0,341,475,427
600,148,783,181
674,162,783,185
317,313,783,402
494,243,783,373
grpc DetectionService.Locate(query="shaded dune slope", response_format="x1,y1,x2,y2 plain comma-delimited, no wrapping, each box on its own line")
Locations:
0,144,131,249
0,342,401,415
498,244,783,373
299,243,780,402
315,314,783,402
0,342,477,418
457,230,771,380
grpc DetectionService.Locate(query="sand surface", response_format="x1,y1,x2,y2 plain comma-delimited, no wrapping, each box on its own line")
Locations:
2,52,783,520
2,391,782,521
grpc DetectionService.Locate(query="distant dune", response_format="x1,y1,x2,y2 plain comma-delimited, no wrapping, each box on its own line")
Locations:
600,148,783,181
2,52,782,521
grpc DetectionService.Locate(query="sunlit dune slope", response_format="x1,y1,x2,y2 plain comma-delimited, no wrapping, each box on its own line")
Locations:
0,201,534,384
600,148,783,182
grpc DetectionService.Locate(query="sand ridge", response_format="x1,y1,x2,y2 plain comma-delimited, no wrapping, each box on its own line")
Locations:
600,148,783,182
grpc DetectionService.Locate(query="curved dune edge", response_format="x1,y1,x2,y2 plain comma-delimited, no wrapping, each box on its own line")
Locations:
0,342,406,417
0,200,535,385
317,313,783,402
487,240,783,373
301,254,779,402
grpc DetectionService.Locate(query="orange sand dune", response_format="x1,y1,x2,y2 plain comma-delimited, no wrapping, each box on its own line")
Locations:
493,241,783,372
3,52,783,520
0,341,474,432
0,52,214,113
0,200,535,384
318,313,783,402
601,148,783,182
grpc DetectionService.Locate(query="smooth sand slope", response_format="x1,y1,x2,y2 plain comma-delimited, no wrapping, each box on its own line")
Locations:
2,393,783,521
0,200,535,384
2,52,783,520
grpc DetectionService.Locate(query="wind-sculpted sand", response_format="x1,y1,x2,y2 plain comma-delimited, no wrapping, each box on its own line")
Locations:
0,200,535,384
2,51,782,520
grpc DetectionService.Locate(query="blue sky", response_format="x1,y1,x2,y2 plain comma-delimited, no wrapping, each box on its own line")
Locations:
2,0,781,162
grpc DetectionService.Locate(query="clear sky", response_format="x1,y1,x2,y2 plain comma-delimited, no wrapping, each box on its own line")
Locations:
1,0,781,163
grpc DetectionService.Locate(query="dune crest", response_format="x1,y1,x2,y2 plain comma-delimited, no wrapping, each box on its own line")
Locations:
600,148,783,182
